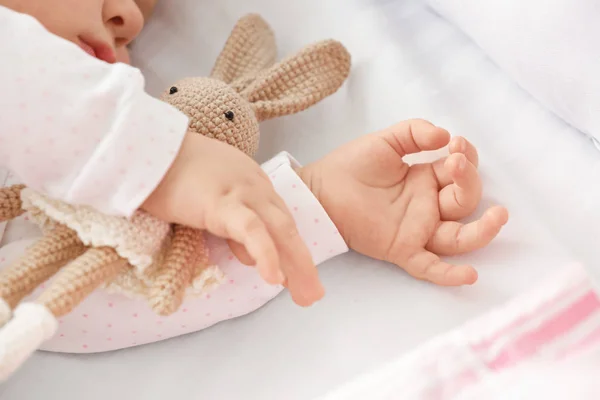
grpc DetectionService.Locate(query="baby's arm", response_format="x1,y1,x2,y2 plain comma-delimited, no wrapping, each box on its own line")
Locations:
0,6,189,218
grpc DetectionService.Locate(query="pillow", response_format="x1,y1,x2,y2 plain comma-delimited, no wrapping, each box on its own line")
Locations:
425,0,600,145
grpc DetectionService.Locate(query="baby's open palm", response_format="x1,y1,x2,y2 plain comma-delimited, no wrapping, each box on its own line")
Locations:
301,120,509,286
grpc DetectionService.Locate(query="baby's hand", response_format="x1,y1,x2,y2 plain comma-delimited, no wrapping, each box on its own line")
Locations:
143,131,323,306
299,120,509,286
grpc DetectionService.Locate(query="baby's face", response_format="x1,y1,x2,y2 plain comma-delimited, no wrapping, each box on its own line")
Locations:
1,0,157,64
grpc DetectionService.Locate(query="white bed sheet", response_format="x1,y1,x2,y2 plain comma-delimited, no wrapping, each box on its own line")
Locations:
2,0,600,399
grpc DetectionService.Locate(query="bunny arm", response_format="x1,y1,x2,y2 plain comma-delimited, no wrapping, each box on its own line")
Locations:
149,225,208,316
0,185,26,223
0,224,85,325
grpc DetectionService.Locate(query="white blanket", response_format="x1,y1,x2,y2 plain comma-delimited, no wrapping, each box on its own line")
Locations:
3,0,600,399
426,0,600,146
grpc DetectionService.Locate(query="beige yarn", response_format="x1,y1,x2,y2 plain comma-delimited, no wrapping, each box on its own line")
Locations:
0,14,351,326
0,184,25,222
166,77,261,156
244,40,352,122
147,225,208,315
37,247,127,317
0,224,85,309
22,189,170,271
211,13,277,89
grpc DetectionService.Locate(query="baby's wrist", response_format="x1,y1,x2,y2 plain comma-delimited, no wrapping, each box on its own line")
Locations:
294,165,322,205
289,164,349,256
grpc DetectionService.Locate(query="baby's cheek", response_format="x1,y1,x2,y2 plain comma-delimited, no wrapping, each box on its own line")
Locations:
116,47,131,65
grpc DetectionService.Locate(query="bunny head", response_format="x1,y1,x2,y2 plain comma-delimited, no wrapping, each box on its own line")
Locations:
160,13,351,157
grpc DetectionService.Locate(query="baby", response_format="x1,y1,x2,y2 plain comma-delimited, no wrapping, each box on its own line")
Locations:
0,0,507,314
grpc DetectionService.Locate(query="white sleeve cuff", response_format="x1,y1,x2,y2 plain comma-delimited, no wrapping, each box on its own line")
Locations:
261,152,349,264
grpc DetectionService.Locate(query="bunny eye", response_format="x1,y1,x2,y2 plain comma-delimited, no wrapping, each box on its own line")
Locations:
169,86,178,95
224,110,235,121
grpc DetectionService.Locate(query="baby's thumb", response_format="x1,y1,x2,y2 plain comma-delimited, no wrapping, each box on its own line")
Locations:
378,119,450,157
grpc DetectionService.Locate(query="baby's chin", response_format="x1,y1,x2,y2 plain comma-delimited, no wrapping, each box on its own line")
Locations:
116,46,131,65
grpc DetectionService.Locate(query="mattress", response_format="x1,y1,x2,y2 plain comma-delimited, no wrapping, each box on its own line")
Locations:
2,0,600,399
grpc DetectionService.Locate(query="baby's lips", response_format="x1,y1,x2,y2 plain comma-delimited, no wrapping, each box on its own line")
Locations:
95,44,117,64
78,35,117,64
79,41,96,57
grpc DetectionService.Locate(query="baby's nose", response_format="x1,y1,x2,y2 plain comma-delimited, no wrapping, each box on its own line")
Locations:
103,0,145,47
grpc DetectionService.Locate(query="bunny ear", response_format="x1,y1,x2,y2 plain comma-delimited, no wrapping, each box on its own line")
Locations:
241,40,351,122
210,14,277,90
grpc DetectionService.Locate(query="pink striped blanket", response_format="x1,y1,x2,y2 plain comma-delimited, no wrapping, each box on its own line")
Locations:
320,263,600,399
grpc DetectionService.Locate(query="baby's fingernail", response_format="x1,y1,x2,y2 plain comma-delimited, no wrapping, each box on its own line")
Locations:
459,138,467,153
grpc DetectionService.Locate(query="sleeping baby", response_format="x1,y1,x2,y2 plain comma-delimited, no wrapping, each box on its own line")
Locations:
0,0,507,362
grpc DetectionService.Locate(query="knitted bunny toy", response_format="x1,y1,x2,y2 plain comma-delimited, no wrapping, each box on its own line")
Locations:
0,14,350,379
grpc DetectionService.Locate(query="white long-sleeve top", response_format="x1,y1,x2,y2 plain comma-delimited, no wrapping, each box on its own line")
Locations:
0,5,189,218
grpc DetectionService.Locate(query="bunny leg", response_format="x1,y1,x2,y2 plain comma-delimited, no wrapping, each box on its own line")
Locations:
35,247,127,317
0,224,85,325
149,225,207,316
0,247,128,380
0,185,26,222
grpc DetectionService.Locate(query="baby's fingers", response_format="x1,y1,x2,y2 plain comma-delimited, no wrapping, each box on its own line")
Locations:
227,240,254,266
433,136,479,188
256,202,324,307
449,136,479,167
427,206,509,256
396,249,478,286
438,153,482,221
210,204,283,285
378,119,451,157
